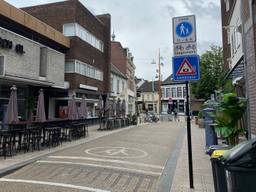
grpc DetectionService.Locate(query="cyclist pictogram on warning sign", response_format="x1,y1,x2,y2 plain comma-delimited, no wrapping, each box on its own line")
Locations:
176,58,196,75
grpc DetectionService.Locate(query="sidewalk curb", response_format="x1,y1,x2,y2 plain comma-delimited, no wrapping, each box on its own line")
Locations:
157,127,186,192
0,124,140,177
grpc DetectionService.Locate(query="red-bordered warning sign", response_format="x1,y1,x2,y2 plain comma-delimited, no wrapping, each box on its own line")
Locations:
176,58,196,75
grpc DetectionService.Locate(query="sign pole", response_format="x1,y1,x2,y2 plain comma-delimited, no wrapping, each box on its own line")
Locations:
185,81,194,189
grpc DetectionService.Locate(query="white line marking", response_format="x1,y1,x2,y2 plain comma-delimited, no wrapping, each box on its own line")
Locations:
85,147,148,159
37,160,162,176
0,178,110,192
48,156,163,169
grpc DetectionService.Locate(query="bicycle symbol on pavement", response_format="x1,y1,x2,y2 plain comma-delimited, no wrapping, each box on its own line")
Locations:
85,147,148,159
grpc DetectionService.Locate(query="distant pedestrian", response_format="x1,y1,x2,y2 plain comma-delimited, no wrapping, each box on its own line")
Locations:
174,108,178,122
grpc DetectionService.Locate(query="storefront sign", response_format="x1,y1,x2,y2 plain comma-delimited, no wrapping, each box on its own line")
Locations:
0,37,25,54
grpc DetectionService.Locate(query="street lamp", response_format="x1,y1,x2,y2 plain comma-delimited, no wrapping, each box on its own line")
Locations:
151,49,164,116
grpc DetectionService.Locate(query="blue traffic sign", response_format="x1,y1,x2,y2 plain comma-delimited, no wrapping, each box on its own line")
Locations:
172,55,200,81
176,22,193,38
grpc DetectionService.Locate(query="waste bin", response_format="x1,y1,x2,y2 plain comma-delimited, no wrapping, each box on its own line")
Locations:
220,138,256,192
203,108,217,148
210,148,230,192
206,144,230,156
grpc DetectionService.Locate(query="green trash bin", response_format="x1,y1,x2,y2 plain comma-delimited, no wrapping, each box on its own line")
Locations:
220,138,256,192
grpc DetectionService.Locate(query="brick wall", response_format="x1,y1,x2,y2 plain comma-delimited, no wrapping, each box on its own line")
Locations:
220,0,232,73
23,0,111,93
111,42,127,75
244,9,256,135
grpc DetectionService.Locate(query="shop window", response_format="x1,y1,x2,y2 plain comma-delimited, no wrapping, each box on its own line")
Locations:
0,56,4,76
39,47,47,77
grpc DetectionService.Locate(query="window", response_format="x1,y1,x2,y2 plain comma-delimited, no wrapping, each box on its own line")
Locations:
63,23,75,36
166,88,170,98
0,56,4,76
227,29,230,45
161,88,165,97
39,47,47,77
63,23,104,52
183,87,187,98
117,79,120,94
177,87,182,97
65,60,103,81
111,77,114,92
122,81,125,91
171,87,177,98
225,0,230,11
148,104,153,111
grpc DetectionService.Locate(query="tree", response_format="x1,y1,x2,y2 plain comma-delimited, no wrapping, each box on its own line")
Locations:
191,46,225,99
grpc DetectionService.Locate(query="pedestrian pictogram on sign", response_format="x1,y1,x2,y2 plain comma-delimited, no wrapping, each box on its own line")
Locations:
176,58,196,75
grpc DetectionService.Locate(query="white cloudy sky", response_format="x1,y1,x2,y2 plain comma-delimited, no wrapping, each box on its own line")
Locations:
6,0,222,81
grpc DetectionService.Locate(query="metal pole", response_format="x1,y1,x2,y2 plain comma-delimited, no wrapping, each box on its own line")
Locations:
158,49,161,116
186,81,194,188
152,78,155,113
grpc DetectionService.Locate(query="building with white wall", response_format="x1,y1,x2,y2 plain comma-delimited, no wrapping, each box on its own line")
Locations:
161,75,187,114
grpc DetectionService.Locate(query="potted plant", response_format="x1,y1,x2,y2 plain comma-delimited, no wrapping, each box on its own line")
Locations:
214,93,246,145
197,111,204,128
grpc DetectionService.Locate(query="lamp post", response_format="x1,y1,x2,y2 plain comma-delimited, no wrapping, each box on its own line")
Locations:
151,49,164,116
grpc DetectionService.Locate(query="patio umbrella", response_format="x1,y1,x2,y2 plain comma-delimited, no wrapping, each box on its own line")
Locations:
6,85,19,124
79,96,88,119
68,95,78,120
121,99,126,117
104,96,110,116
98,95,103,117
116,98,121,117
112,98,116,117
35,89,46,122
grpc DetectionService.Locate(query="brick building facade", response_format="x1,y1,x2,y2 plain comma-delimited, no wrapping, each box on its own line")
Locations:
221,0,256,136
23,0,111,117
242,0,256,136
111,41,136,114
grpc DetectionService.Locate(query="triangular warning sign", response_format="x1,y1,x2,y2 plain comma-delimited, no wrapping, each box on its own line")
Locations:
176,58,196,75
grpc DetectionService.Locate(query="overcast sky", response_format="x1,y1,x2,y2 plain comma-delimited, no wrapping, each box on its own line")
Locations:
7,0,222,81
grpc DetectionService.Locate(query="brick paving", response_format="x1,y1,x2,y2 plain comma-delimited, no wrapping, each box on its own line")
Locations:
170,123,215,192
0,125,140,174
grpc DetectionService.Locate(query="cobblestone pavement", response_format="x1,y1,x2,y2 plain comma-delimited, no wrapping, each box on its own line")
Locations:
0,121,185,192
170,123,214,192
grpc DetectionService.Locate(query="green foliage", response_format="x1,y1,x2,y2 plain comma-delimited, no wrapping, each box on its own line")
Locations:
198,111,203,118
223,80,235,94
192,46,225,99
214,93,247,145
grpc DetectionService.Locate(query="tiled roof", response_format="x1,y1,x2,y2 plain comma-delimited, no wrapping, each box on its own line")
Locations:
162,75,185,85
138,81,159,92
111,64,127,79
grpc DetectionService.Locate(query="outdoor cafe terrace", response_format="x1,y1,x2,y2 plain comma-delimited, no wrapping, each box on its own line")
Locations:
0,86,131,159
